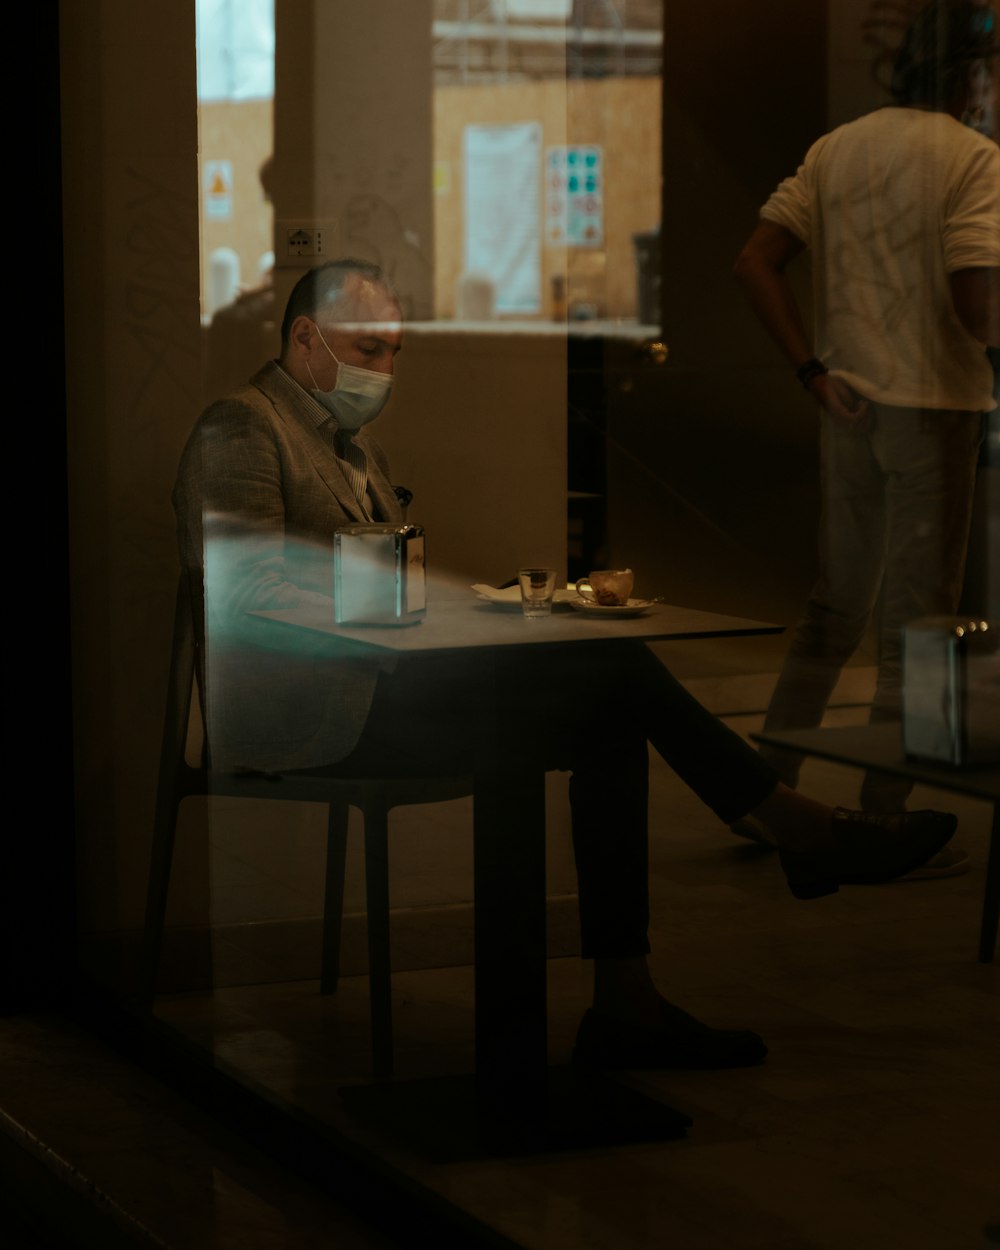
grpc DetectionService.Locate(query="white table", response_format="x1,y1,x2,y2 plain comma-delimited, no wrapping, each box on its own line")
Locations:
253,596,784,1156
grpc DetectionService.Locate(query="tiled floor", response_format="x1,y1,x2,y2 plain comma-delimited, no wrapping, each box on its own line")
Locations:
0,1016,405,1250
5,695,997,1250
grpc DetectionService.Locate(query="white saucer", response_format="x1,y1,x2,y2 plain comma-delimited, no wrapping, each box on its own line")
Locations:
569,597,654,617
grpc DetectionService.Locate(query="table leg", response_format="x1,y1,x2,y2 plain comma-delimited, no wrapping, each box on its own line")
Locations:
468,654,691,1151
467,647,691,1149
473,765,549,1116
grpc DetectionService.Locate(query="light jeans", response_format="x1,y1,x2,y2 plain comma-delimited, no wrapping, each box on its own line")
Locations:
761,403,985,810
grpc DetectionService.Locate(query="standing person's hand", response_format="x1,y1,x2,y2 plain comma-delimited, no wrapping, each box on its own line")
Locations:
809,373,869,427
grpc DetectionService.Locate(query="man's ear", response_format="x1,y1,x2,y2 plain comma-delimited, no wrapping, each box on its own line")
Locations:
289,315,315,356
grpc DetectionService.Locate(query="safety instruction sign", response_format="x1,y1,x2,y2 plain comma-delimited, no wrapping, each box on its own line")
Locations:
546,146,603,247
204,159,233,220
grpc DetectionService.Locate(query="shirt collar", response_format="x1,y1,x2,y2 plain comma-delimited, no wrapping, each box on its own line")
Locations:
275,361,339,434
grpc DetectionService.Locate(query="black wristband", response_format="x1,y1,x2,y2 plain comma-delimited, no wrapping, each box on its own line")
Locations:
795,357,828,389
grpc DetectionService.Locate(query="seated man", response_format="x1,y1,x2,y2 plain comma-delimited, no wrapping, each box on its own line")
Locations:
173,258,956,1070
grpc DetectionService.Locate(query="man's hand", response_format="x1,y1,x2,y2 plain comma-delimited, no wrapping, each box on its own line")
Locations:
808,372,869,427
735,221,872,426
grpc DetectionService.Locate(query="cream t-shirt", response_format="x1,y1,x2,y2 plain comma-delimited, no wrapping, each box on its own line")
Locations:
762,108,999,412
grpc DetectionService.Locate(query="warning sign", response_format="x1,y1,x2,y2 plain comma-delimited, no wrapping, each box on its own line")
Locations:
204,160,233,220
545,146,603,247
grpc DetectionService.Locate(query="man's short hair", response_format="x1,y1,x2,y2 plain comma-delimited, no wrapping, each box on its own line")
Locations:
279,258,395,349
891,0,997,108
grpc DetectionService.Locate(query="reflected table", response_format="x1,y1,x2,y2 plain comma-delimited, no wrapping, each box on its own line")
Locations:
253,596,783,1157
752,724,999,963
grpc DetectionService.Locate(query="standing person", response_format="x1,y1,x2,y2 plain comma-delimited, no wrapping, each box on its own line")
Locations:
733,0,999,863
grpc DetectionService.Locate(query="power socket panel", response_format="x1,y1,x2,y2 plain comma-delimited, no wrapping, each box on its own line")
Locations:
277,220,339,264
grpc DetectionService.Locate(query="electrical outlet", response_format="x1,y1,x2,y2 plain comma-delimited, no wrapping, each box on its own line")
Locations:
277,220,338,264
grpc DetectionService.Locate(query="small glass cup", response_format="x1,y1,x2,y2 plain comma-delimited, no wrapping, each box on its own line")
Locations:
518,568,558,619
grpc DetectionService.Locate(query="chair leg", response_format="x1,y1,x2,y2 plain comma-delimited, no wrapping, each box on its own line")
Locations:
321,803,351,994
363,805,393,1079
138,795,182,1011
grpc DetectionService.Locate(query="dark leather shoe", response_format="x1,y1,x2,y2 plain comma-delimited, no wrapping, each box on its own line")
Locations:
779,807,957,900
572,1002,768,1071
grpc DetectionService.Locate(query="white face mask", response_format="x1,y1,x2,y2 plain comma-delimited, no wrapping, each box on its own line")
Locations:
307,322,394,430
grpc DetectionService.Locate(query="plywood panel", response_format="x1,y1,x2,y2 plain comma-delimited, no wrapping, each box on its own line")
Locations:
434,77,660,322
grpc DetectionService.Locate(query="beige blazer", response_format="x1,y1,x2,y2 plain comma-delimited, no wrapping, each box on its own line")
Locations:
173,361,404,770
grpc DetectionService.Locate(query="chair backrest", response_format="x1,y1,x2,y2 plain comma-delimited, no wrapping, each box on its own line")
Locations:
156,571,207,802
143,570,473,1010
158,570,332,792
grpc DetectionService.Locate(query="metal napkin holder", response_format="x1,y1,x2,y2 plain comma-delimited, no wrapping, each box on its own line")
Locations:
902,616,998,766
333,523,426,626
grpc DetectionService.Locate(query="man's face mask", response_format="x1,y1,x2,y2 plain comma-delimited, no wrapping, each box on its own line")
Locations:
307,322,394,431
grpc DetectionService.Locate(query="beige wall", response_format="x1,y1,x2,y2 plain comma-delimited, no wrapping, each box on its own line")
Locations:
61,1,203,962
273,0,436,322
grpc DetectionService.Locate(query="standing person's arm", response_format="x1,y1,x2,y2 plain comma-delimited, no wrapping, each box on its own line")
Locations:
734,220,868,426
944,139,1000,346
950,267,1000,347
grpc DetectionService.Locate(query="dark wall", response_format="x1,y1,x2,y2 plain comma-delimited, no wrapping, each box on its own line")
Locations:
601,1,829,623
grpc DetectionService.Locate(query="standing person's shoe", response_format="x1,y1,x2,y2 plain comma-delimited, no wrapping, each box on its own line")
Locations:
892,844,970,881
779,807,957,899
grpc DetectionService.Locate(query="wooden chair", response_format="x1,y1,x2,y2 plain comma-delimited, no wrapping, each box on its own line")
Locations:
140,572,472,1077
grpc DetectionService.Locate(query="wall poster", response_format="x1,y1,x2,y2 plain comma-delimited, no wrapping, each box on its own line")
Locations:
463,122,542,315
